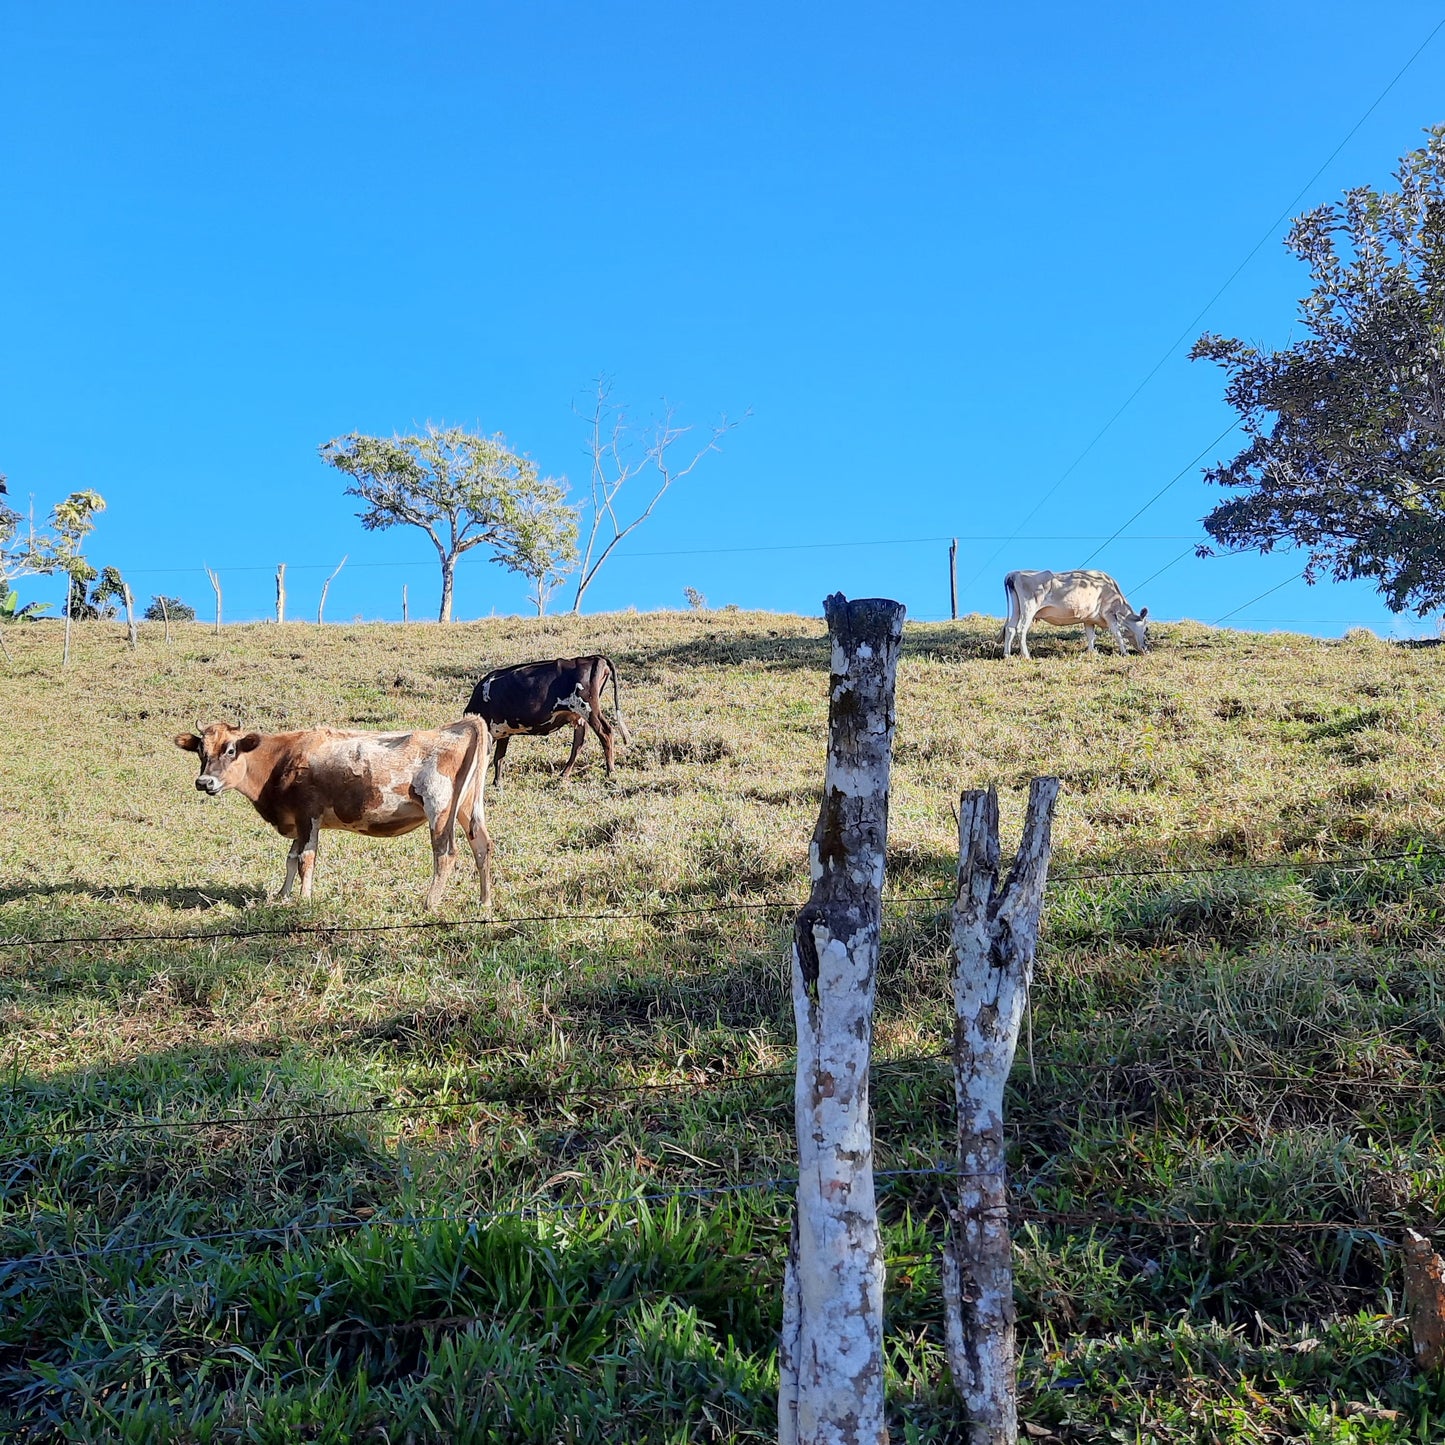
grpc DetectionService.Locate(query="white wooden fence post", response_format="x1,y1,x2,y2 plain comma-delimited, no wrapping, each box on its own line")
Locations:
317,555,347,624
779,592,905,1445
276,563,287,624
122,583,138,651
204,566,222,636
943,779,1059,1444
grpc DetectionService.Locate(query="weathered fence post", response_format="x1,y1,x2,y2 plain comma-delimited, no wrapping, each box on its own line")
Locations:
780,592,905,1445
275,563,287,624
159,594,171,644
318,555,347,624
943,779,1059,1444
949,538,958,621
204,566,222,636
402,583,409,624
1404,1230,1445,1370
62,575,73,666
122,583,138,651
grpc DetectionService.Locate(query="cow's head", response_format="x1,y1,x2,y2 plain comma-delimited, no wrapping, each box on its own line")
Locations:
174,722,262,795
1125,606,1150,653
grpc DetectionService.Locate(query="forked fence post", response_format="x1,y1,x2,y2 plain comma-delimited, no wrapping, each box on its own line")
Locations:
204,566,222,636
779,592,905,1445
944,778,1059,1444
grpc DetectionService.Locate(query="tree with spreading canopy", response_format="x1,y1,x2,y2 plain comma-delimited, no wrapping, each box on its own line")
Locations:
320,425,577,621
1192,125,1445,614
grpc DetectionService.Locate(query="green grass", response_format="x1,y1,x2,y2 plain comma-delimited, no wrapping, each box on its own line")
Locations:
3,611,1445,1440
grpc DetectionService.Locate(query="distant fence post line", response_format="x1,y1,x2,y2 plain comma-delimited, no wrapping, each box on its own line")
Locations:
275,563,286,624
204,566,222,636
943,777,1059,1444
779,592,904,1445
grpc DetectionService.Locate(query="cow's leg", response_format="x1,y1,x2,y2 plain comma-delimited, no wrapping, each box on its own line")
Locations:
456,796,493,910
297,819,321,900
1106,617,1129,655
423,800,459,913
1017,607,1035,660
1082,624,1097,654
558,723,587,781
491,734,510,790
590,710,616,775
276,836,303,901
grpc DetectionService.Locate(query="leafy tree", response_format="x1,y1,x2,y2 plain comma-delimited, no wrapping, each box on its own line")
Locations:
6,490,109,617
1192,126,1445,614
320,425,577,622
144,595,196,622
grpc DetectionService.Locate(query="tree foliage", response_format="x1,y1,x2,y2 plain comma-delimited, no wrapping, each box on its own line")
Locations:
1192,126,1445,614
144,595,196,622
320,425,577,621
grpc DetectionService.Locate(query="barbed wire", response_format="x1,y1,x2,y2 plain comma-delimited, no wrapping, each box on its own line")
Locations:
2,844,1440,953
0,1165,955,1273
4,1164,1420,1279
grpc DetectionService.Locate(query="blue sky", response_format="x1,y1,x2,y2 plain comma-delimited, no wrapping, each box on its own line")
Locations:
3,2,1443,634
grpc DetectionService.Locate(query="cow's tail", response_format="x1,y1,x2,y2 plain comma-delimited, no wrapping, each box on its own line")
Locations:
603,656,631,746
1000,572,1018,646
444,717,488,845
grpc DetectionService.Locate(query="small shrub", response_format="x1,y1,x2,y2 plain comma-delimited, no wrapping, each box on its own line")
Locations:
144,594,196,622
683,586,707,611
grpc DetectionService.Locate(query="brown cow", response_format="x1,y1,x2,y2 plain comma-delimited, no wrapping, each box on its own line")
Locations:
174,718,492,911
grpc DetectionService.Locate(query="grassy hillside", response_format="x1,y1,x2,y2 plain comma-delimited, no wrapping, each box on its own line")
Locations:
3,610,1445,1442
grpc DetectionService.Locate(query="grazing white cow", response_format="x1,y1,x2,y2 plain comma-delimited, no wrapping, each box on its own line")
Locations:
1003,569,1149,659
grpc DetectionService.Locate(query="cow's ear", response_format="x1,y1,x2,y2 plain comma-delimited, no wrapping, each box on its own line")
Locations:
1138,607,1149,619
175,733,202,752
236,733,264,754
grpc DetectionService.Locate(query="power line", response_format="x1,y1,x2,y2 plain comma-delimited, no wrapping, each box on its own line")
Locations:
959,15,1445,600
1213,569,1308,624
1077,422,1237,569
112,534,1203,578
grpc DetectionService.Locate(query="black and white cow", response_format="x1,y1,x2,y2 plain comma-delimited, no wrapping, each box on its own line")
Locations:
463,655,629,788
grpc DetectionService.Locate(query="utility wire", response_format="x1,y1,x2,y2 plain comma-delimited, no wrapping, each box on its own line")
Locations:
1077,422,1238,569
959,15,1445,601
1213,569,1308,624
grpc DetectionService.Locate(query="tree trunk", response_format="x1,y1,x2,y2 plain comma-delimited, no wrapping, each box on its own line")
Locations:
276,563,286,624
942,779,1059,1445
780,592,905,1445
438,557,455,623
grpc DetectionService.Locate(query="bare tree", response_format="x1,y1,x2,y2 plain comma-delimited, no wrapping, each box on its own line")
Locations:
571,379,743,613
